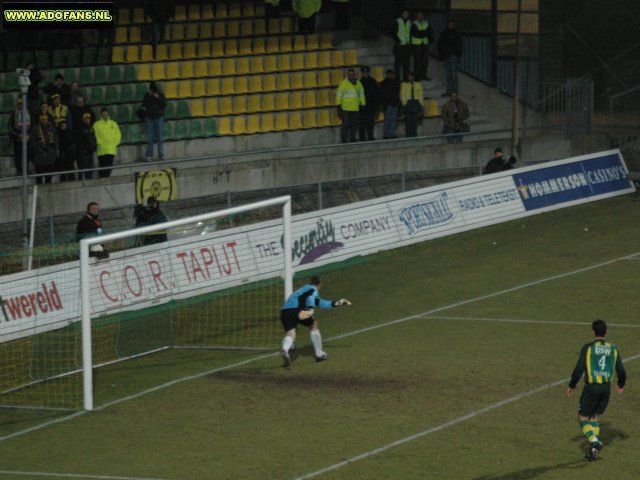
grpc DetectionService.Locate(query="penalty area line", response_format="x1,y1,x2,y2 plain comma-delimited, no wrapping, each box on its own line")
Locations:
421,315,640,329
0,470,170,480
292,352,640,480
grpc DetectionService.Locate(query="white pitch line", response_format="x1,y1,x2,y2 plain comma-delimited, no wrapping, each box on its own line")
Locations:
292,352,640,480
421,315,640,329
2,250,638,444
0,470,169,480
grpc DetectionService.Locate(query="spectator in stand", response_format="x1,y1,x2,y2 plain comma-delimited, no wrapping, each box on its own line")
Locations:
8,97,31,176
48,94,71,128
358,66,380,141
70,95,95,132
76,113,97,179
380,69,401,139
332,0,350,30
69,81,87,107
441,92,469,144
145,0,174,49
265,0,281,28
26,63,43,113
93,108,122,178
483,147,517,174
336,68,365,143
393,10,412,82
141,82,167,162
96,14,116,62
292,0,321,35
29,113,58,184
400,71,423,138
438,18,463,97
411,12,434,81
56,120,76,181
43,73,72,106
35,101,55,123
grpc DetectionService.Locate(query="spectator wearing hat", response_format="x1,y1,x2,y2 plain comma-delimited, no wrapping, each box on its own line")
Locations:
48,94,70,128
56,120,76,181
93,108,121,178
483,148,517,174
393,10,412,82
400,71,424,138
8,97,31,175
411,12,434,81
141,82,167,162
43,73,72,106
336,68,365,143
292,0,321,34
438,18,463,97
358,66,381,142
29,113,58,184
380,69,401,139
76,112,97,179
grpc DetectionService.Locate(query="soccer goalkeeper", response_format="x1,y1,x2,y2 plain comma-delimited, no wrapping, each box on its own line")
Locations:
280,275,351,366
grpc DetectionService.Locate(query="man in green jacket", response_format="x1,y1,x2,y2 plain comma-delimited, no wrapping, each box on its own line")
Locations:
292,0,321,34
93,107,122,178
336,68,365,143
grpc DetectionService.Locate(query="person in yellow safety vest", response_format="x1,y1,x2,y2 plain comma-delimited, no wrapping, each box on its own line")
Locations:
332,0,350,30
336,68,365,143
291,0,321,34
393,10,412,82
400,71,424,138
93,107,122,178
411,12,434,81
48,94,70,128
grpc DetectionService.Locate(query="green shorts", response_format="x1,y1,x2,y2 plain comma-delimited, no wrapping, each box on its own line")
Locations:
579,384,611,417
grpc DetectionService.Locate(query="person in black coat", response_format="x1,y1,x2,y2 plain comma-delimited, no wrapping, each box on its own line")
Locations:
358,66,381,141
56,120,76,181
141,82,167,162
43,73,72,106
76,202,109,258
483,148,517,174
380,69,401,139
76,113,97,179
438,18,463,97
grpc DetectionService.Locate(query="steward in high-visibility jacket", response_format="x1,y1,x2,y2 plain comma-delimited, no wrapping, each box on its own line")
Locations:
291,0,321,19
411,16,433,46
395,12,412,45
336,73,365,112
93,111,122,157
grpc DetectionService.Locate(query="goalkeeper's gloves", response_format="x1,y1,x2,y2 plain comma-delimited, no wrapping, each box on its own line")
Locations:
298,309,315,320
333,299,352,307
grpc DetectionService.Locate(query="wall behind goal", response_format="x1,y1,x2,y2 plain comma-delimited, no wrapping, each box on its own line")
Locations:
0,150,634,343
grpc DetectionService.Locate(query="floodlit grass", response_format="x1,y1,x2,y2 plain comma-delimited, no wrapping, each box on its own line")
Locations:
1,196,640,479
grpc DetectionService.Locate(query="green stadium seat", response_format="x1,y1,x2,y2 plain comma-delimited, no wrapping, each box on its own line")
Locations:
204,118,217,136
127,123,144,143
176,101,190,119
188,119,203,138
109,65,123,83
95,47,109,65
135,83,148,99
0,136,13,156
123,65,136,82
89,87,106,105
35,50,51,68
105,85,119,103
120,84,136,103
6,51,22,71
164,101,176,119
165,121,179,140
67,49,81,66
78,68,93,86
93,66,108,85
81,47,97,65
0,114,9,132
3,74,18,92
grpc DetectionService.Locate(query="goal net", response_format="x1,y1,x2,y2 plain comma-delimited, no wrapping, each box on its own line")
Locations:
0,196,292,411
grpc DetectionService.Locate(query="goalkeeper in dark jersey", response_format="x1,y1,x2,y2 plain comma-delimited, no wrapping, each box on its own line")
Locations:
279,275,351,367
566,319,626,461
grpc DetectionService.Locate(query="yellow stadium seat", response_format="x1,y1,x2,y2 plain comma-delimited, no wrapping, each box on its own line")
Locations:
215,4,228,19
303,91,318,108
305,52,319,69
171,23,185,41
201,4,213,20
193,79,206,96
140,45,154,62
275,112,289,131
318,51,332,69
291,72,304,89
191,99,204,117
235,77,249,94
304,110,317,129
254,19,266,36
194,60,208,78
115,27,127,44
329,107,341,126
200,23,212,38
331,69,343,85
129,26,142,43
307,34,320,50
221,77,235,95
208,59,222,76
266,37,280,54
318,88,332,107
320,33,333,49
290,92,303,109
252,37,266,55
166,62,180,80
280,17,293,33
262,93,276,111
246,114,260,134
137,63,151,81
317,108,331,127
174,5,187,21
186,24,199,40
293,35,306,51
291,53,305,70
255,4,265,16
169,43,182,60
332,50,345,67
188,5,200,20
346,49,358,66
250,56,264,73
155,44,169,61
277,73,290,90
318,70,331,87
222,58,236,75
276,93,289,111
226,39,239,56
304,72,318,89
227,21,240,37
240,20,253,37
263,74,277,91
289,111,303,130
279,54,292,71
118,8,130,24
242,3,255,17
132,8,144,23
205,98,218,116
181,61,194,79
213,22,225,38
183,42,197,59
239,39,252,56
268,19,281,34
218,97,233,115
261,113,275,132
211,41,225,57
207,79,221,95
264,56,278,73
247,95,261,113
249,75,263,93
218,118,231,135
125,46,139,63
178,80,192,98
164,81,178,99
279,36,293,53
229,3,242,18
372,66,384,82
232,116,246,135
151,63,166,81
236,57,250,75
233,96,247,114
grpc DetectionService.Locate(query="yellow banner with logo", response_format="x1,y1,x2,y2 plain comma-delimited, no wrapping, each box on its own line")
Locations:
135,168,177,204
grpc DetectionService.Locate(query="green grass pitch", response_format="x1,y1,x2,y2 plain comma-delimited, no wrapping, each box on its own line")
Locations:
1,195,640,480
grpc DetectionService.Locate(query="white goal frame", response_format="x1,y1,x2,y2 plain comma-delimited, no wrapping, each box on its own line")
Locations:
80,195,293,411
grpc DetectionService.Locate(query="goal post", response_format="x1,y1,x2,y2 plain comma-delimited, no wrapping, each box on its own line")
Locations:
79,195,293,411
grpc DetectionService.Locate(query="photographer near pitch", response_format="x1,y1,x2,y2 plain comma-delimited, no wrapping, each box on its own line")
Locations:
133,196,168,246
